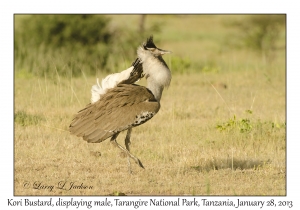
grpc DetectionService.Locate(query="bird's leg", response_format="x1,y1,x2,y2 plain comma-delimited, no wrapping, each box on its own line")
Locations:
110,132,145,170
125,128,132,173
125,128,132,151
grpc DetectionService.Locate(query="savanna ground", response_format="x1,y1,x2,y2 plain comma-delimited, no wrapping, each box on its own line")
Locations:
14,15,286,195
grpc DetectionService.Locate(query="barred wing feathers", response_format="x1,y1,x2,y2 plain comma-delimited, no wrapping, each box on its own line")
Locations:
69,84,160,143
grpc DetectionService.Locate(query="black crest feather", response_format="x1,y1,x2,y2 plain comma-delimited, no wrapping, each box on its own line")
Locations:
144,36,157,49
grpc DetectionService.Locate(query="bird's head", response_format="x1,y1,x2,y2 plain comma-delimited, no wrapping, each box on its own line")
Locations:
142,36,171,57
137,36,172,93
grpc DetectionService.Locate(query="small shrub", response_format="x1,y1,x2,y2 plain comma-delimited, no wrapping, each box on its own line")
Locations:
216,115,252,133
216,111,286,134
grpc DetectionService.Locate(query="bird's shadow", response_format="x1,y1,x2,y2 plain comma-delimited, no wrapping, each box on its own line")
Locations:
190,158,271,172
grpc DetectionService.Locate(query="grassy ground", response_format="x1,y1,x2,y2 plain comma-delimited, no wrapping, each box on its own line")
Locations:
14,15,286,195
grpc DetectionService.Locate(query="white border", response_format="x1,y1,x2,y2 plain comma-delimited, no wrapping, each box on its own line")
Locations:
2,0,299,209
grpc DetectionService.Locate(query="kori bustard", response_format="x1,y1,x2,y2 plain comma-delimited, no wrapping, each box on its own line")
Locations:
69,36,171,172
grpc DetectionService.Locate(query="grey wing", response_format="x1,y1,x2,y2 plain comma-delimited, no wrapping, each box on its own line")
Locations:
69,85,160,143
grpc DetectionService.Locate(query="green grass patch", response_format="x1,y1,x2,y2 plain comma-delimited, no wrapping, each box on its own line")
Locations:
14,110,45,126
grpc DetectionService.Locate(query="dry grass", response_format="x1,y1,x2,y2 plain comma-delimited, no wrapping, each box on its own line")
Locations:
14,14,285,196
14,65,285,195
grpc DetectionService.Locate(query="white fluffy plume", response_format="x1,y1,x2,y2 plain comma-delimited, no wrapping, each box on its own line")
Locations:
91,66,135,103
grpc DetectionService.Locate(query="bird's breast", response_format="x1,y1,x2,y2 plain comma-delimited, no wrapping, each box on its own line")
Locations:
132,111,156,127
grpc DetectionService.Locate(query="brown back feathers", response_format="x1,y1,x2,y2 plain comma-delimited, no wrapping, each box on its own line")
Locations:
69,84,160,143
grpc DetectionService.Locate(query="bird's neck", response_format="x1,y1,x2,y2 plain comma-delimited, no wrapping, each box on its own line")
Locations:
146,79,164,102
144,59,171,102
138,47,172,102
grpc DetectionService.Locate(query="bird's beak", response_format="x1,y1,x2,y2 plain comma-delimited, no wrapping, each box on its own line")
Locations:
158,48,172,55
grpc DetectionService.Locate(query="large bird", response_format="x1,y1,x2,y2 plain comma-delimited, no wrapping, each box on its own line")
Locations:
69,36,171,172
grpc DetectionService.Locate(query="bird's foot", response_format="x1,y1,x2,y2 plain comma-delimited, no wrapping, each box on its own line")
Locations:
134,158,145,169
